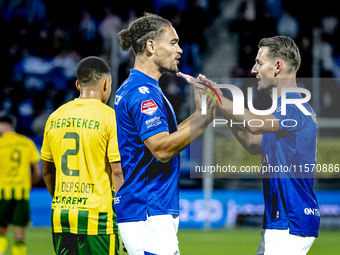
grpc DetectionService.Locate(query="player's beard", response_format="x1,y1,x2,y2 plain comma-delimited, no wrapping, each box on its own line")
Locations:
167,64,178,74
161,66,178,74
160,61,178,74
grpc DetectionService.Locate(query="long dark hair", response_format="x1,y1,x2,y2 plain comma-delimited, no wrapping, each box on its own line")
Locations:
118,12,172,55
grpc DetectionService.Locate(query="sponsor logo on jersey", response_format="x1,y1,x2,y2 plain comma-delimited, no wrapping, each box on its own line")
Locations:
145,117,161,129
114,196,121,204
304,208,320,216
53,196,88,205
141,99,158,115
139,86,150,94
115,95,122,105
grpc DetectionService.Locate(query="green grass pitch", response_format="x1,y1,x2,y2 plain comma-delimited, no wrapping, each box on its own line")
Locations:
3,228,340,254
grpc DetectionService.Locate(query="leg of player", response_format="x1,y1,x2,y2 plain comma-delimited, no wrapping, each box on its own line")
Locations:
11,199,30,255
0,227,8,255
119,214,180,255
0,198,9,255
255,229,315,255
12,226,27,255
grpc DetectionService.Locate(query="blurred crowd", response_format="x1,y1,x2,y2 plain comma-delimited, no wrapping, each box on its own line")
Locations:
0,0,216,136
1,0,340,138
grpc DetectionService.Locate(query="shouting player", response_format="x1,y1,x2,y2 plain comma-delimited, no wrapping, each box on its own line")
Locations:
0,114,41,255
114,13,215,255
41,57,124,255
179,35,319,255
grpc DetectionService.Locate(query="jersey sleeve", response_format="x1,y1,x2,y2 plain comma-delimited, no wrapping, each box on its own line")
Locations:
107,110,121,163
271,104,306,133
127,86,169,142
41,116,54,162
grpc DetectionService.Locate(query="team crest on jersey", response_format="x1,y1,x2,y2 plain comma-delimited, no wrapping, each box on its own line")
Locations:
139,86,150,94
141,99,158,115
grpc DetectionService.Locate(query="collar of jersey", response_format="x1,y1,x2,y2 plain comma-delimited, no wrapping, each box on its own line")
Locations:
277,92,302,103
1,132,16,137
74,98,101,102
130,69,158,86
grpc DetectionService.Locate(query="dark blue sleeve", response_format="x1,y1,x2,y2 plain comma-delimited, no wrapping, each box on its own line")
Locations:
271,104,307,132
127,86,169,142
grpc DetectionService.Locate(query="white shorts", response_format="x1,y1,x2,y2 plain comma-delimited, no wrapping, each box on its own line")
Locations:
255,229,315,255
118,214,180,255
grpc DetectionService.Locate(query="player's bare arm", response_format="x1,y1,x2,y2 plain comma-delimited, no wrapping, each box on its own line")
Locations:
198,76,279,135
197,75,269,154
31,161,42,188
176,74,209,132
217,96,279,134
177,72,265,155
228,123,263,155
110,162,124,192
176,115,191,131
144,84,215,163
42,160,56,197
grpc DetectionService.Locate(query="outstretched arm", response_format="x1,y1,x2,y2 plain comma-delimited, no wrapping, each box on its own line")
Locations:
198,76,280,135
144,93,214,162
227,120,263,155
144,112,210,163
186,75,267,155
144,73,216,163
217,96,279,135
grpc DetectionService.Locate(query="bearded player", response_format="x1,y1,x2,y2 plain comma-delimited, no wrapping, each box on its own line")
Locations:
114,13,215,255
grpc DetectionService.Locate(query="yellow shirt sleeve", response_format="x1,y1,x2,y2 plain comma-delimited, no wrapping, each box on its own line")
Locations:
107,110,121,163
41,117,54,162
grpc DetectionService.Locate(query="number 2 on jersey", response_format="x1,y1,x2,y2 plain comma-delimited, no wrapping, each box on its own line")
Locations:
61,132,80,176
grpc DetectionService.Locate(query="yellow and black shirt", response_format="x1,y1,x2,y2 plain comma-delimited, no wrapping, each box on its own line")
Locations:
0,133,40,200
41,98,120,235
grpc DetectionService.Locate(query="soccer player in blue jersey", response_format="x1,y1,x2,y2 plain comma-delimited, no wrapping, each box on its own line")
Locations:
114,13,215,255
185,36,319,255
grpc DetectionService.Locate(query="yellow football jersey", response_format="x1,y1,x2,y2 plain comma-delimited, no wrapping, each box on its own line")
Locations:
0,132,40,200
41,98,120,235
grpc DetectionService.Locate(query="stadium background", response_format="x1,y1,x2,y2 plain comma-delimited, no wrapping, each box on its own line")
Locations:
1,0,340,254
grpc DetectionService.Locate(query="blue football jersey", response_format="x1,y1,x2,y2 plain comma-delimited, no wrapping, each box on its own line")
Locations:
261,92,320,237
114,69,180,223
